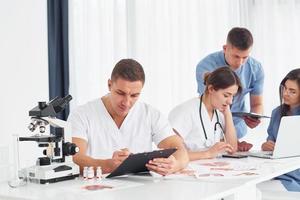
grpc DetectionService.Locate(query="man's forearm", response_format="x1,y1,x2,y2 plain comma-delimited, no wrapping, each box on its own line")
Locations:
250,104,263,114
157,135,189,172
173,147,189,170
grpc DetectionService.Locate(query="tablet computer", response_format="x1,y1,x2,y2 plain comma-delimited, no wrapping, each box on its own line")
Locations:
106,148,177,178
232,112,270,119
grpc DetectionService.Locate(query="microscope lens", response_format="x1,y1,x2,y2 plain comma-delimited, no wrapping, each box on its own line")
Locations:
39,126,46,133
28,123,34,131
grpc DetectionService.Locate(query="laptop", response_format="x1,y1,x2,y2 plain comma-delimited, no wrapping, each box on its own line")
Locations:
249,115,300,159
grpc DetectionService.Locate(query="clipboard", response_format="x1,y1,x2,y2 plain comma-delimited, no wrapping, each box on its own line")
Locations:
232,112,271,119
106,148,177,178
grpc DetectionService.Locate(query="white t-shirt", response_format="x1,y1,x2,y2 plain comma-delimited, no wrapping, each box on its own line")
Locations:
168,97,225,151
68,98,174,159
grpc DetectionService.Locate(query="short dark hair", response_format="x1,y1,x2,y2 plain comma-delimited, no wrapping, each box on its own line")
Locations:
204,66,242,94
111,59,145,84
227,27,253,50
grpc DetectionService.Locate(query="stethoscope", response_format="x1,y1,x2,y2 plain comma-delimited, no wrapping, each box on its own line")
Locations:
199,95,224,147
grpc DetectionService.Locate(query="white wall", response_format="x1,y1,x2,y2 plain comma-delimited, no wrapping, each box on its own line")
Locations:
0,0,48,179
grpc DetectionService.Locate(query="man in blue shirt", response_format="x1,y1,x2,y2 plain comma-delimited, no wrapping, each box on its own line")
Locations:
196,27,264,151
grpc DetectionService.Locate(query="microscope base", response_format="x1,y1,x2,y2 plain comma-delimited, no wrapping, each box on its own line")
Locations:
23,162,80,184
39,174,79,184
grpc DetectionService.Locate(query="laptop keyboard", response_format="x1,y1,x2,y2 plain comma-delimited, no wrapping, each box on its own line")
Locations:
248,151,274,158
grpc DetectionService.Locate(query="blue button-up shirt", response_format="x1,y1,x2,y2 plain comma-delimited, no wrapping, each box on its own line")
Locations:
196,51,264,138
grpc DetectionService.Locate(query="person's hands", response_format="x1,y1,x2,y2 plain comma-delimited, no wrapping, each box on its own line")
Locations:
238,141,253,152
109,148,131,171
146,155,178,176
244,116,261,129
261,140,275,151
208,142,234,158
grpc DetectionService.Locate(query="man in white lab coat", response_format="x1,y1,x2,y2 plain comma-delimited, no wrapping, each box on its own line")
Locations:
68,58,189,175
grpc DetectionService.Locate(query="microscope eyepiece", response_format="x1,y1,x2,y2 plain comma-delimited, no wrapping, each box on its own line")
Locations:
38,102,47,109
52,95,73,114
29,95,72,117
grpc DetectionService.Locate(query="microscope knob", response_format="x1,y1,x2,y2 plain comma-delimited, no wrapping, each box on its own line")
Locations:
63,142,80,156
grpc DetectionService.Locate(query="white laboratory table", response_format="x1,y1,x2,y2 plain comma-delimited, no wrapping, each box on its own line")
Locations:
0,156,300,200
0,177,245,200
192,156,300,184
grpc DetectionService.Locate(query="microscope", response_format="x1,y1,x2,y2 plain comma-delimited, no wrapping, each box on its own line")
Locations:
18,95,80,184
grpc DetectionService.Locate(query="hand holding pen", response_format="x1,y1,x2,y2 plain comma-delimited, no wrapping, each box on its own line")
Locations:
110,148,131,170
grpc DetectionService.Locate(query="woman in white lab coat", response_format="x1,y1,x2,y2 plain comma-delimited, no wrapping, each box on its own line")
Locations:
169,66,242,160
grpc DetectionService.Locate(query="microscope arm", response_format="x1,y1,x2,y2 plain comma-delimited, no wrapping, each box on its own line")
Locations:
41,117,72,143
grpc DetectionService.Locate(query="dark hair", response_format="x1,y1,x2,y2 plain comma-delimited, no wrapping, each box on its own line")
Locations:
279,68,300,117
204,66,242,95
227,27,253,50
111,59,145,84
